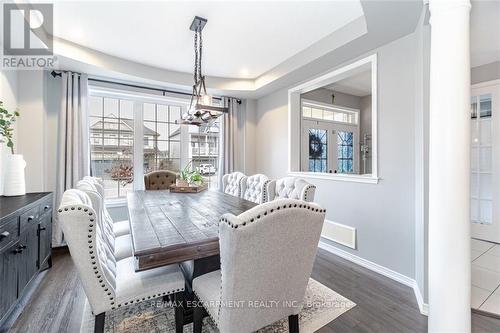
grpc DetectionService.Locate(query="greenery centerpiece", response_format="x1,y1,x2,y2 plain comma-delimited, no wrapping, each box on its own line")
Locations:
178,161,204,187
0,101,20,154
0,101,25,196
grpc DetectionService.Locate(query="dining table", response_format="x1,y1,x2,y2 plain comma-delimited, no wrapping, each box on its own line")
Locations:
126,189,257,322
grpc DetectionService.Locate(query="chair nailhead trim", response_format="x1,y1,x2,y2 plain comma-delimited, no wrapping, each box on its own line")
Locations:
303,185,316,201
59,205,116,309
219,202,326,229
60,202,188,313
115,288,185,308
194,288,220,326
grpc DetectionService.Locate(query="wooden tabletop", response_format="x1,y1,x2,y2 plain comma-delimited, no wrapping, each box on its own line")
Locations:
127,190,257,271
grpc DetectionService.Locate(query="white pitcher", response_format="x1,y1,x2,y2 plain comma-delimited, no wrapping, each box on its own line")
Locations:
3,154,26,196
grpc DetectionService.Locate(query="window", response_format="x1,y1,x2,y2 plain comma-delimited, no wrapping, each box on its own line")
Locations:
188,119,221,189
89,97,134,199
88,88,222,199
143,103,181,174
302,101,358,125
337,131,354,173
308,128,328,172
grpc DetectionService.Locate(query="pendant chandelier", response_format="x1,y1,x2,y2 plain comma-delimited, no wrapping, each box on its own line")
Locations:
181,16,228,125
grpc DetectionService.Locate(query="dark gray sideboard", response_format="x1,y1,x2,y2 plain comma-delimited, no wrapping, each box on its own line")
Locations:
0,192,53,329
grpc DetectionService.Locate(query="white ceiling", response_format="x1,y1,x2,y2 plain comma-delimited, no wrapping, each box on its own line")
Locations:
471,0,500,67
50,1,364,79
325,69,371,97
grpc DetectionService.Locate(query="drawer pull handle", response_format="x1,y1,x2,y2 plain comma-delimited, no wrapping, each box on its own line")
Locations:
44,205,50,210
39,227,47,231
18,244,27,250
27,215,35,221
14,248,23,254
0,231,10,239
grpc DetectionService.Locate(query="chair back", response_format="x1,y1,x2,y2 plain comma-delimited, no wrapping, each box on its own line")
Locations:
222,172,246,197
267,177,316,202
77,180,115,252
144,170,177,190
58,189,117,315
83,176,105,197
241,174,269,204
83,176,117,225
217,199,325,332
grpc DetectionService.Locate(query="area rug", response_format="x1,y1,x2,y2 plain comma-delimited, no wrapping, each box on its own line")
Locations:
80,278,355,333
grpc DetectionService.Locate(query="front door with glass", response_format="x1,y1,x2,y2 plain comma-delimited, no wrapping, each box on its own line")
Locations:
301,120,359,174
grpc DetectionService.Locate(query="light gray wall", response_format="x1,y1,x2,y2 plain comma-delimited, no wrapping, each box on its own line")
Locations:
471,61,500,85
255,32,420,279
16,70,47,192
302,88,361,109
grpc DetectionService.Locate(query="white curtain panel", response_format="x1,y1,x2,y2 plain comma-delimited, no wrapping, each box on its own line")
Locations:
218,97,245,189
53,72,90,247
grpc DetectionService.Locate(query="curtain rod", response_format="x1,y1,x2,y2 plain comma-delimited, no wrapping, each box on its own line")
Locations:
50,70,241,104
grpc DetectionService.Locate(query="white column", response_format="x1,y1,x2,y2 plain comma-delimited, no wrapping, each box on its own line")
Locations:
428,0,471,332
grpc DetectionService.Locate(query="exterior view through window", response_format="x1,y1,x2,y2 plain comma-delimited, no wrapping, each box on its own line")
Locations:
89,91,221,199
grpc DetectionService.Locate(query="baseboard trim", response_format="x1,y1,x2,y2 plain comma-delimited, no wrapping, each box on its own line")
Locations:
411,281,429,315
318,240,429,316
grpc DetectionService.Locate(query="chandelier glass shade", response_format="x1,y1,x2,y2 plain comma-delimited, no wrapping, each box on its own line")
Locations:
182,16,227,125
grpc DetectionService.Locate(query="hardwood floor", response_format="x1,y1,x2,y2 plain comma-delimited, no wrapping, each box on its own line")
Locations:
8,248,85,333
7,247,500,333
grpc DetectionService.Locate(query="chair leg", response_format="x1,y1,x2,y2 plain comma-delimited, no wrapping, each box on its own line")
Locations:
193,294,203,333
94,312,105,333
174,292,184,333
163,294,174,303
288,314,299,333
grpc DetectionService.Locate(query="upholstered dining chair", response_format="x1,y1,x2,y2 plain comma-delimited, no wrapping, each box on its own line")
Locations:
83,176,130,237
266,177,316,202
192,199,326,333
77,180,133,261
144,170,177,190
222,172,247,198
58,189,185,333
241,174,270,204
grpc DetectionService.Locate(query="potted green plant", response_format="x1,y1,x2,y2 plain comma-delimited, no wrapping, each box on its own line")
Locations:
0,101,24,196
177,161,204,187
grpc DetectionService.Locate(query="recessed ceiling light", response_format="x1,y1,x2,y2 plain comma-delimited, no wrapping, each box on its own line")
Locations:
240,68,249,77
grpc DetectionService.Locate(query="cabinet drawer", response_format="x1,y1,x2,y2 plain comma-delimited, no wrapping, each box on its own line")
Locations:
39,197,53,216
19,207,39,233
0,217,19,252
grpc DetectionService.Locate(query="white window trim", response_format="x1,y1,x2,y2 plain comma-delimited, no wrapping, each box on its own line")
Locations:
288,53,379,184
